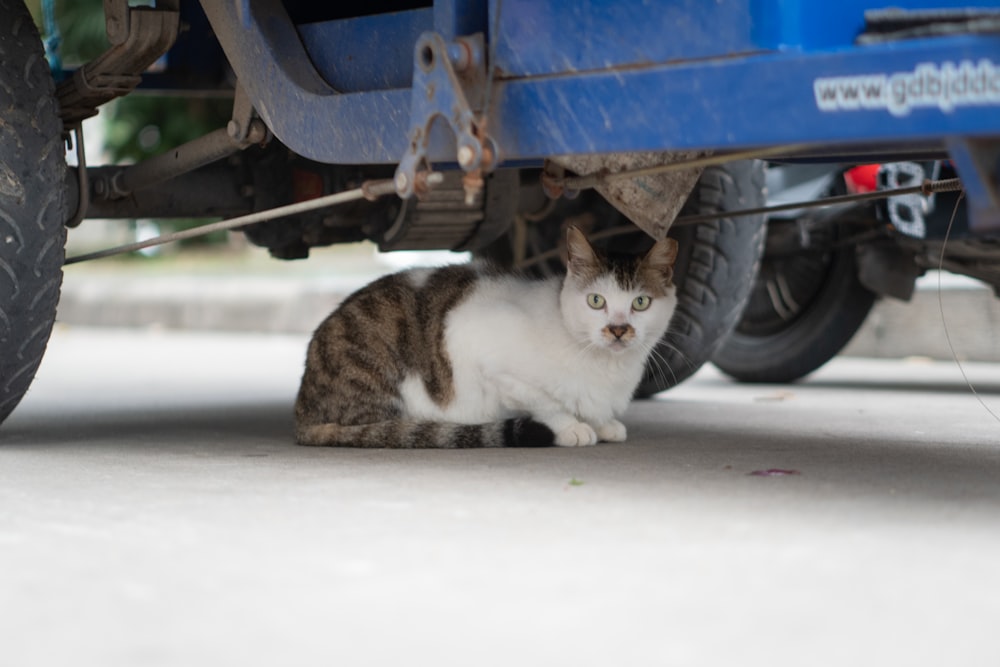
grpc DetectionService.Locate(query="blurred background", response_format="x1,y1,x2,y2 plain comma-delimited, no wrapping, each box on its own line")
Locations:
26,0,1000,366
30,0,470,335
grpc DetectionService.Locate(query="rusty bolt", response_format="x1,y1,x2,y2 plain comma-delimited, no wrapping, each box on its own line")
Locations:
462,170,484,206
447,41,472,72
395,171,410,193
245,119,269,144
457,145,476,169
480,142,495,171
540,171,564,200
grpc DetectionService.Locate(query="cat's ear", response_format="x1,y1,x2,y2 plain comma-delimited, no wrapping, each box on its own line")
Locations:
641,237,679,282
565,226,600,277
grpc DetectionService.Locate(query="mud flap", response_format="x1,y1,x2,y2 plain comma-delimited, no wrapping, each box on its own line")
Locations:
552,150,707,238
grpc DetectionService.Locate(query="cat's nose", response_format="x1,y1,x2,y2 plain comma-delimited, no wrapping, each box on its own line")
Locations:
608,324,630,339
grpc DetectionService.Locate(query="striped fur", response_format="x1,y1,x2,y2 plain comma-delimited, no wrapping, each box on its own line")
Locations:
295,227,678,449
297,418,554,448
295,264,555,447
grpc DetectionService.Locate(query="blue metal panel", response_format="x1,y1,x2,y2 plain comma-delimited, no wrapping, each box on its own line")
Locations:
492,0,759,78
204,1,1000,170
750,0,863,50
297,10,432,93
491,0,1000,74
200,0,412,164
752,0,1000,50
434,0,487,39
490,34,1000,158
946,137,1000,232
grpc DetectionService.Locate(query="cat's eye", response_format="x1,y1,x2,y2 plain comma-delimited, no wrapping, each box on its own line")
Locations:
632,295,652,311
587,293,606,310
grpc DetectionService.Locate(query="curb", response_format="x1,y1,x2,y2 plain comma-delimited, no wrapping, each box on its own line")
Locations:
56,273,368,336
843,282,1000,362
56,270,1000,361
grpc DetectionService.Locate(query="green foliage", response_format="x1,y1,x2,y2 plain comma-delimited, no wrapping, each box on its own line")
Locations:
104,96,232,163
103,95,234,246
56,0,108,62
31,0,232,162
29,0,108,63
32,0,234,246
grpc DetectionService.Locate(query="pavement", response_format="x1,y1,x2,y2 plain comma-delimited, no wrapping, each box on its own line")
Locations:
56,246,1000,362
2,326,1000,666
56,245,387,335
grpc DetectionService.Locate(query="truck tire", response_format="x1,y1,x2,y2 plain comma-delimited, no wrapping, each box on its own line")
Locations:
712,233,876,383
634,161,767,396
480,162,766,397
0,1,67,425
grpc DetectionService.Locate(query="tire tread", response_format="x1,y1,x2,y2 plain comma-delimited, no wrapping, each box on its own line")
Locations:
636,160,767,396
0,0,66,425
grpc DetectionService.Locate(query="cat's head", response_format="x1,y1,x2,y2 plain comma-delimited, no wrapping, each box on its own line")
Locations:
560,226,678,354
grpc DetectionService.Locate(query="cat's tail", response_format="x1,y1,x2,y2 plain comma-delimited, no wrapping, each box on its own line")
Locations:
296,418,555,448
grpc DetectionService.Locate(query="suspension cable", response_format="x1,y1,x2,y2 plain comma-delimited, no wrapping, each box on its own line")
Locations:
673,177,963,226
515,176,964,269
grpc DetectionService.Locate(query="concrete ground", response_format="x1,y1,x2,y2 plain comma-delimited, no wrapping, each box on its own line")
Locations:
3,327,1000,665
56,246,1000,362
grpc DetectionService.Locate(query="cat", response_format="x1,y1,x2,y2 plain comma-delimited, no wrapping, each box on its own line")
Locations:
294,226,678,448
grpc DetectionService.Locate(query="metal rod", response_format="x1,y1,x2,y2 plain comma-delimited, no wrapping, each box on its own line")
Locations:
64,174,441,266
75,164,252,219
65,125,90,228
673,177,963,226
516,177,965,269
94,119,267,200
66,185,373,265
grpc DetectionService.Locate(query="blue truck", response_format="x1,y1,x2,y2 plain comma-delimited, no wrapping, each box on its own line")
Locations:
1,0,998,424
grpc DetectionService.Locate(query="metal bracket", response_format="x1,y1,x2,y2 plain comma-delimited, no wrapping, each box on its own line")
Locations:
102,0,130,46
394,32,497,203
65,126,90,228
226,86,258,144
92,84,268,202
879,161,940,239
56,1,180,126
946,137,1000,233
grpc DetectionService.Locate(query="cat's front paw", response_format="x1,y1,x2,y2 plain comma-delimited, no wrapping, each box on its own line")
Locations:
555,421,598,447
596,419,627,442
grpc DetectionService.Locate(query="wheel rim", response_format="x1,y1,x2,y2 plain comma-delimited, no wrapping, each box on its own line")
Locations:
735,225,835,337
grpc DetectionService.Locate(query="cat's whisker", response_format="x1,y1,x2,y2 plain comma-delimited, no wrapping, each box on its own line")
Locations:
644,344,678,389
570,341,600,362
633,338,667,387
654,348,676,388
652,337,696,371
662,329,695,344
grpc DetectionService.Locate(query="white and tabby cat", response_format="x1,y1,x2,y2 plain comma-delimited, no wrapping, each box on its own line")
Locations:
295,226,678,447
